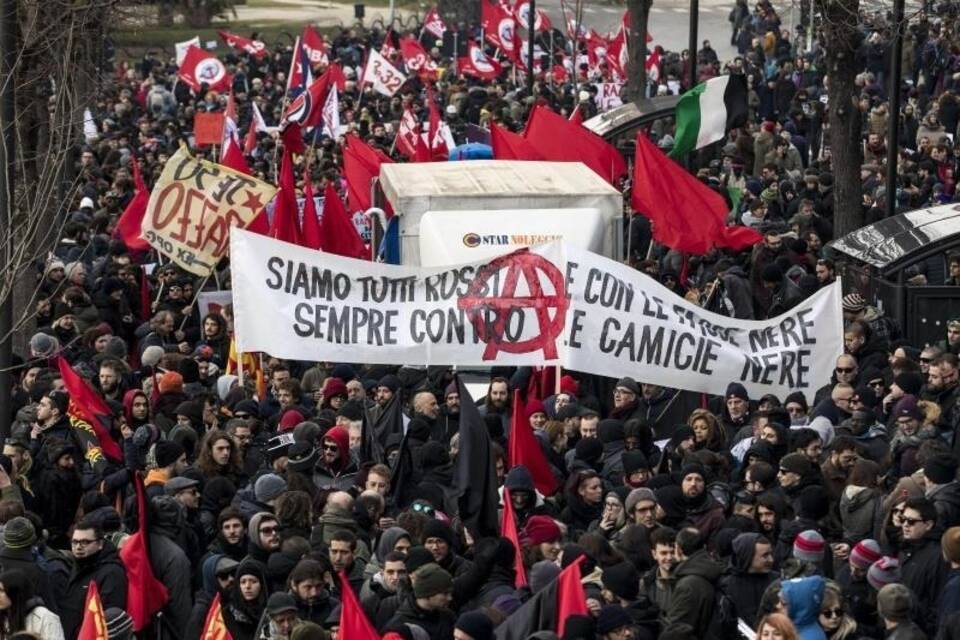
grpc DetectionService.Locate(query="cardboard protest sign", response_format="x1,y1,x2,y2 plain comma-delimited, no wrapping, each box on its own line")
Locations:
193,111,225,146
143,148,278,275
230,229,843,400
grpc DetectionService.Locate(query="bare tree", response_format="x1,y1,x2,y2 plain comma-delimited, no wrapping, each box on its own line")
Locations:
439,0,481,29
626,0,653,100
817,0,863,237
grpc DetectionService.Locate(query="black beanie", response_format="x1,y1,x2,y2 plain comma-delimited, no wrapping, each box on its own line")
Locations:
154,440,185,468
726,382,749,401
562,615,595,640
404,546,435,574
622,450,649,474
422,519,455,547
894,371,924,396
575,437,603,462
338,400,364,422
598,419,625,444
761,264,784,283
924,453,959,485
178,358,200,384
601,561,640,600
797,485,830,520
455,611,494,640
853,385,878,409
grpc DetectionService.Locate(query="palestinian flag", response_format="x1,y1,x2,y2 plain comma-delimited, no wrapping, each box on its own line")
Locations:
669,74,747,159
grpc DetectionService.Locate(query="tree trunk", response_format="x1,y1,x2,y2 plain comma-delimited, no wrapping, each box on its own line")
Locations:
439,0,481,29
626,0,653,100
817,0,863,237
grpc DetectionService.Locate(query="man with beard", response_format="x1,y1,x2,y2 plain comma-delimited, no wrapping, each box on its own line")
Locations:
923,354,960,448
756,492,788,548
721,383,752,444
287,558,340,625
749,230,787,316
313,426,358,491
207,507,247,562
29,390,84,476
898,497,949,635
438,382,460,443
246,512,281,565
370,374,401,423
60,518,128,637
678,464,725,541
719,533,777,628
97,358,126,403
412,390,443,443
478,376,510,435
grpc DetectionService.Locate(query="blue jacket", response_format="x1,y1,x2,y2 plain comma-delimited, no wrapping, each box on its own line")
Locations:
782,575,827,640
941,568,960,629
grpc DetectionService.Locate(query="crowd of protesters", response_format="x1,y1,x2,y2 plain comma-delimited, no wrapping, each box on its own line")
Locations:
5,0,960,639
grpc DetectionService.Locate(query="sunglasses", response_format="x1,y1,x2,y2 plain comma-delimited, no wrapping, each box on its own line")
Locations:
322,444,339,452
901,517,925,526
412,502,436,517
821,608,843,618
259,525,278,535
835,367,856,373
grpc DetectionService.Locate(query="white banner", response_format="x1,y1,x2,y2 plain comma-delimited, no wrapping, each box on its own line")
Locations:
231,229,843,400
361,49,408,97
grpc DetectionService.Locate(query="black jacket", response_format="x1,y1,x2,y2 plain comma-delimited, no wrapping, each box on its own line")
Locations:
899,532,949,635
59,542,127,637
386,594,457,640
664,549,724,638
718,533,776,628
929,481,960,530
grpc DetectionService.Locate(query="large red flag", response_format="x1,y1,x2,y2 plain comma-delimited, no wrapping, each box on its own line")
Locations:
220,93,251,175
343,134,393,215
490,122,543,161
400,36,440,81
282,70,332,130
77,581,108,640
300,171,322,250
301,25,328,66
54,356,123,462
523,105,627,185
320,184,367,260
508,390,558,496
268,149,303,246
556,556,588,637
338,570,380,640
501,489,529,588
483,1,518,60
200,592,233,640
218,30,268,59
178,46,231,93
459,41,503,81
120,472,170,631
632,133,761,254
113,159,151,251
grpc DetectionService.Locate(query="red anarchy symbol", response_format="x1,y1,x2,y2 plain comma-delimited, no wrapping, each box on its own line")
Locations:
457,249,568,361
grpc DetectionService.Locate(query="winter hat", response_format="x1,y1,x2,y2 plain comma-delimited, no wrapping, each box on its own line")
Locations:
178,358,200,384
877,583,912,621
266,433,295,462
726,382,749,402
164,476,199,496
941,526,960,564
892,394,923,420
601,562,641,600
455,611,494,640
29,332,59,358
412,563,453,598
255,473,288,503
849,539,882,570
792,530,825,563
422,519,455,547
154,440,185,469
278,409,306,433
615,377,640,395
598,419,625,444
287,442,318,473
529,560,560,593
525,399,547,420
779,452,814,477
761,264,783,284
625,487,656,514
2,517,36,549
559,375,579,397
378,374,401,392
797,486,830,521
105,607,134,639
853,385,878,409
596,605,633,635
893,373,924,397
680,462,706,483
158,371,184,394
867,556,901,590
842,293,866,313
233,399,260,417
330,364,357,382
520,515,562,545
339,400,365,422
141,345,165,368
574,437,603,463
622,450,650,475
923,453,958,485
266,592,299,616
491,593,523,616
404,547,436,574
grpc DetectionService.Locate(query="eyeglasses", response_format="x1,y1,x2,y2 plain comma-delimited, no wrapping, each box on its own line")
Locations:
821,608,843,618
604,501,622,509
614,389,635,396
322,444,339,452
71,538,101,547
259,525,278,535
920,357,933,363
835,367,856,373
901,517,925,527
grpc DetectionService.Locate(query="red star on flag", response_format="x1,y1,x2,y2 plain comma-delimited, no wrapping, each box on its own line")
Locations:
241,189,265,213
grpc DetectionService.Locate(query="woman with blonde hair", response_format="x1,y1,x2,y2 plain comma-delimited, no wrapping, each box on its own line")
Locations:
688,408,727,452
757,612,800,640
818,581,860,640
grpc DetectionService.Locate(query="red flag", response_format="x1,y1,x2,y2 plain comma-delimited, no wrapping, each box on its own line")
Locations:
54,356,123,463
569,105,584,125
524,105,627,185
514,0,552,32
426,88,448,160
483,1,518,60
285,36,309,94
178,46,231,93
200,592,233,640
423,7,448,38
490,122,543,160
343,134,394,215
269,149,303,246
300,171,322,250
218,30,268,59
320,184,367,260
282,70,332,129
120,472,170,630
243,118,258,156
459,41,503,81
113,158,151,251
508,390,559,496
556,557,588,636
632,133,761,254
400,36,440,81
77,581,108,640
301,25,328,66
338,570,380,640
395,109,423,160
220,136,250,174
501,489,529,588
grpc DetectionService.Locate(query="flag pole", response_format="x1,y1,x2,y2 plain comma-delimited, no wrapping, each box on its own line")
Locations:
237,349,245,388
178,271,214,332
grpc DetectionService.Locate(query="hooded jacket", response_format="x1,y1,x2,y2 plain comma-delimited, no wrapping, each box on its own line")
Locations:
899,530,949,634
839,485,883,541
149,496,194,634
928,481,960,530
186,554,230,640
224,559,269,640
781,576,827,640
59,540,127,637
663,549,724,637
718,533,777,628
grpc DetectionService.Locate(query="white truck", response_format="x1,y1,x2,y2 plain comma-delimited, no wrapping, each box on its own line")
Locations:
377,160,624,267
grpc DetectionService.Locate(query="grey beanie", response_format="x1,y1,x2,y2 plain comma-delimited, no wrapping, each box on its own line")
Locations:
255,473,288,503
103,336,128,360
142,345,165,368
625,487,656,514
29,332,59,358
2,517,36,549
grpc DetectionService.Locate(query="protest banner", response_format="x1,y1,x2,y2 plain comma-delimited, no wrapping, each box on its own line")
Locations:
142,148,278,275
594,83,624,112
193,111,225,146
198,290,233,318
230,229,843,400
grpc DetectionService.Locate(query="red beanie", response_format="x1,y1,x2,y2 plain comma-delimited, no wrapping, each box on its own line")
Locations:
324,377,348,398
520,515,562,546
525,399,546,420
278,409,305,433
559,375,580,397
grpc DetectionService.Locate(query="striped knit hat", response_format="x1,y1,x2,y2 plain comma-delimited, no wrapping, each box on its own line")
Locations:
105,607,134,639
850,539,883,570
792,530,825,563
867,556,901,590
